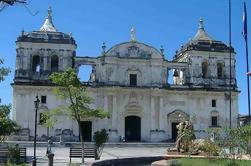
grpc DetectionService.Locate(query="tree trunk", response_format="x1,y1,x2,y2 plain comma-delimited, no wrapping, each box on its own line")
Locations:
78,121,84,163
95,145,98,160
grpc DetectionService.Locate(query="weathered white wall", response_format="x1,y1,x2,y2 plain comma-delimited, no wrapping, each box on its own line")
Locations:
13,39,239,142
13,85,239,142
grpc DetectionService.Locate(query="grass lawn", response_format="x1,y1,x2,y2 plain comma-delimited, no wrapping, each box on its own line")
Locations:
176,158,251,166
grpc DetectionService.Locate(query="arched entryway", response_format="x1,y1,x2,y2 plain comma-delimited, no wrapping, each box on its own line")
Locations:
125,116,141,142
167,110,189,141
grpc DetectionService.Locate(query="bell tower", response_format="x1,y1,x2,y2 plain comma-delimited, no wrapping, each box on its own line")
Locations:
173,18,236,88
14,7,77,84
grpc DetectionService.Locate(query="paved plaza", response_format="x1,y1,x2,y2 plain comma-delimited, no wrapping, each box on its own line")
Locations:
27,145,168,166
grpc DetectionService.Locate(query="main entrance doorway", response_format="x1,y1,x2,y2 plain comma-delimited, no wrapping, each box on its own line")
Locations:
80,121,92,142
125,116,141,142
171,122,179,141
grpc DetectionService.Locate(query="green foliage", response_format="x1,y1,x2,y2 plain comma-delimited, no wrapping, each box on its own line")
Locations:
0,58,11,82
225,127,240,151
0,59,15,142
42,107,62,128
238,125,251,155
49,68,108,122
199,128,222,156
93,129,108,160
6,163,26,166
67,163,80,166
204,125,251,159
199,139,220,156
176,158,251,166
215,126,251,157
7,144,20,164
93,129,108,148
0,104,19,142
49,68,109,162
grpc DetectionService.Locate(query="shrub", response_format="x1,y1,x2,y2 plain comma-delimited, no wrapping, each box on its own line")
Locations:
7,144,20,164
199,139,220,156
238,125,251,155
0,104,19,142
93,129,108,160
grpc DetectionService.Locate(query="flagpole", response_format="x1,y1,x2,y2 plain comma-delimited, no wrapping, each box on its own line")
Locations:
228,0,232,128
243,2,251,124
245,36,251,124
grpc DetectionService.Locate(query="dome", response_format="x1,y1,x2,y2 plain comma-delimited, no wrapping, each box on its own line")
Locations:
174,18,234,60
192,18,214,41
105,41,163,59
40,7,57,32
16,7,76,45
16,31,76,45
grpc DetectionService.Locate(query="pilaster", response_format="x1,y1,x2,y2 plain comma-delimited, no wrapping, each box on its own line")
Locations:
112,95,117,129
150,96,155,130
159,97,164,130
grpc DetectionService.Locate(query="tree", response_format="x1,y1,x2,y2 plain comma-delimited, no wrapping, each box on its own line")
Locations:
0,104,19,142
49,68,108,163
0,0,27,11
0,59,17,143
0,58,10,82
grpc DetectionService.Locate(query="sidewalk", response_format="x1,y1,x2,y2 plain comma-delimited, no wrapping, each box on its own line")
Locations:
29,146,168,166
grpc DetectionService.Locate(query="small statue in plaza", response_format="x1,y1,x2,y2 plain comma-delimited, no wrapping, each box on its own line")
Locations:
175,120,196,153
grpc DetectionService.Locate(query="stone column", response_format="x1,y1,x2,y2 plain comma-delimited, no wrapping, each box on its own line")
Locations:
44,56,48,71
112,95,117,129
16,55,21,70
104,95,109,128
23,56,27,71
60,56,64,71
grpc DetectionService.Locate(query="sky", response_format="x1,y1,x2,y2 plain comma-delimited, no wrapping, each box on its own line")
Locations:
0,0,250,115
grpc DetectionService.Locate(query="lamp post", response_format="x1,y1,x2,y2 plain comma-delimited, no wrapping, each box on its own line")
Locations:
32,95,40,166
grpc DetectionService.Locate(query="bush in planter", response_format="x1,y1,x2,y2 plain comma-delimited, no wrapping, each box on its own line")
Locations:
199,139,220,156
7,144,20,164
93,129,108,160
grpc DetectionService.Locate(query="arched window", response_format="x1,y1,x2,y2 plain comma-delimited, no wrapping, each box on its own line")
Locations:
32,55,40,72
51,55,59,72
217,63,223,79
211,110,219,127
202,61,208,78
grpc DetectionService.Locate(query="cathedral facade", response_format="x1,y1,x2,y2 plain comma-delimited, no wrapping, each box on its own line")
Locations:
12,8,239,142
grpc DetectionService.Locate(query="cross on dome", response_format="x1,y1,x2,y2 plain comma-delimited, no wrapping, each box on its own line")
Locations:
48,6,52,18
199,17,204,29
192,18,213,41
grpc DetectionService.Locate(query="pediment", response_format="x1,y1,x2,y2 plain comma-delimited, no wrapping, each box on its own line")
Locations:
106,42,162,59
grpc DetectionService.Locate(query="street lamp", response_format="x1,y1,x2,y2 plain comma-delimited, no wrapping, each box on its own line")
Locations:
32,95,40,166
